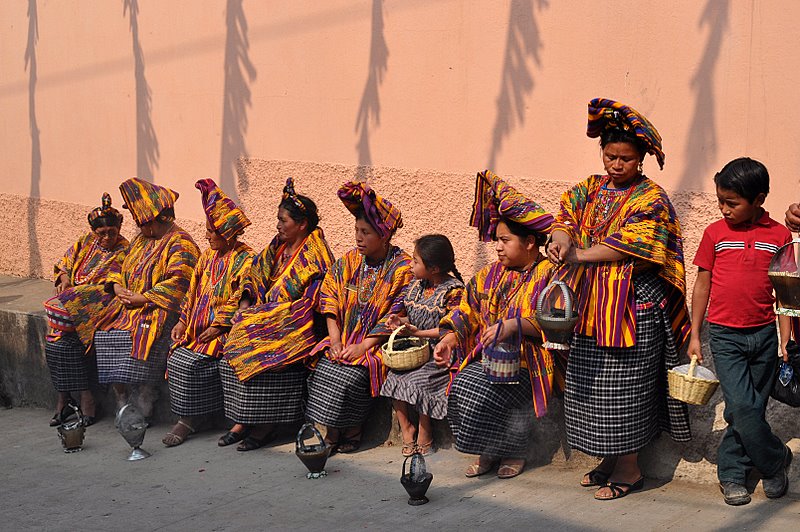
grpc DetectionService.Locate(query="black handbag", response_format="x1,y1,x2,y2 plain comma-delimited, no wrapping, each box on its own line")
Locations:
771,340,800,407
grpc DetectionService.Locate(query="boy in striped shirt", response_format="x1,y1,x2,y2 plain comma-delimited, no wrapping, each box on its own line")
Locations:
689,157,792,505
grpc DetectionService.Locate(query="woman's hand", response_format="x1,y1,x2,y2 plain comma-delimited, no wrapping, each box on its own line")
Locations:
547,230,573,264
339,342,367,362
687,336,704,364
116,287,148,308
386,314,410,331
433,333,457,367
171,322,187,343
55,273,72,294
197,326,223,344
329,340,344,360
786,203,800,232
781,340,790,363
480,319,516,347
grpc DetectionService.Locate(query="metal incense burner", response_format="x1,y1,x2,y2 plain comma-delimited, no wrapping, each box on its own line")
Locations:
535,280,579,351
115,403,150,461
295,423,331,479
56,402,86,453
400,452,433,506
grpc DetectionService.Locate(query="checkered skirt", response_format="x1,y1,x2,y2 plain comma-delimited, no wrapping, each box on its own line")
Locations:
447,361,534,457
95,325,173,385
306,356,372,428
380,361,449,419
564,272,691,456
167,347,224,416
219,358,307,424
45,333,94,392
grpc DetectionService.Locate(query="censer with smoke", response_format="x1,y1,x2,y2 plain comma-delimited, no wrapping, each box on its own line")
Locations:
535,280,578,351
295,423,331,479
769,238,800,317
56,402,86,453
400,452,433,506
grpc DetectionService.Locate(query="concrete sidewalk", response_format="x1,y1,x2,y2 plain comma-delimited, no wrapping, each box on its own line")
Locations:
1,408,798,531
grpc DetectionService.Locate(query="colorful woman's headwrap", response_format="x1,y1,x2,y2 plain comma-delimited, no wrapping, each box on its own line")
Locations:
195,178,251,242
119,177,179,226
338,181,403,239
587,98,665,170
87,193,123,228
470,170,553,242
281,177,307,214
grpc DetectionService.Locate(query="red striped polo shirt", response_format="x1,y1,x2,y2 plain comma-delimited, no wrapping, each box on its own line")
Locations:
693,211,791,328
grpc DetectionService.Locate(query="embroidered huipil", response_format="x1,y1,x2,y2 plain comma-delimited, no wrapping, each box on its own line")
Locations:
311,247,413,397
175,241,255,358
95,228,200,360
223,228,335,381
440,259,559,417
551,174,689,348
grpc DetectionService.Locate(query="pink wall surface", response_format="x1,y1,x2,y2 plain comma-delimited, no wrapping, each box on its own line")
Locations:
1,1,798,294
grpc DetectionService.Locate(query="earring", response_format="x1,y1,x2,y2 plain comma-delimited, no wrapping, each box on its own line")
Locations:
638,162,644,174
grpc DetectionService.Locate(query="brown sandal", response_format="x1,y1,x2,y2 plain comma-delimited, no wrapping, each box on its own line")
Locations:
415,440,434,456
401,441,416,457
497,459,525,479
162,420,195,447
465,457,495,477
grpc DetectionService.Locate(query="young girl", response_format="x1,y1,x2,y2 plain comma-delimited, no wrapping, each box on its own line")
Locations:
382,234,465,456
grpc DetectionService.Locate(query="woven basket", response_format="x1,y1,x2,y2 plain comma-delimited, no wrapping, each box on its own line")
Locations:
668,356,719,405
382,325,430,371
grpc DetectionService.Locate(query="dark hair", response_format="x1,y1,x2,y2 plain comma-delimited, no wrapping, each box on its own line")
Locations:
414,234,462,282
155,207,175,225
353,207,392,237
713,157,769,204
89,213,123,231
599,128,647,160
279,194,320,231
493,217,548,247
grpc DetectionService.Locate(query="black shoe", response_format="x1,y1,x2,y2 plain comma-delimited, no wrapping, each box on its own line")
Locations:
218,429,249,447
763,446,793,499
719,482,751,506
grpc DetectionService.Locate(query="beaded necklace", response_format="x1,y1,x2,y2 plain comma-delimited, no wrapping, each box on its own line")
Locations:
357,249,392,306
581,176,640,245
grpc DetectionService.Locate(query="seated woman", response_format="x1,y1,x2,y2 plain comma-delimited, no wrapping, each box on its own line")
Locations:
94,178,200,419
219,178,334,451
382,234,464,456
435,170,560,480
44,193,128,425
162,179,254,447
305,181,413,454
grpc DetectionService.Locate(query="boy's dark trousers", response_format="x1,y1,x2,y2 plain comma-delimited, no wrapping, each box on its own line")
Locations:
710,322,785,484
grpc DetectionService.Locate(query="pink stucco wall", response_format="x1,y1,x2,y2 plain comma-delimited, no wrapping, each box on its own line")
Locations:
1,1,798,299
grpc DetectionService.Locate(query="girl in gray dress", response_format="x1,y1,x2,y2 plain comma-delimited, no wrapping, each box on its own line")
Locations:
382,234,464,456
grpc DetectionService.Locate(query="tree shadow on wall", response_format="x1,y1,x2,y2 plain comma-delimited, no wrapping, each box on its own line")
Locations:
220,0,256,202
354,0,388,182
25,0,42,278
124,0,159,181
474,0,549,273
676,0,729,190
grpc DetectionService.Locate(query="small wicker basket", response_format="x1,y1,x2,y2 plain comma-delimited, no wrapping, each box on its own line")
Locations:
382,325,430,371
668,356,719,405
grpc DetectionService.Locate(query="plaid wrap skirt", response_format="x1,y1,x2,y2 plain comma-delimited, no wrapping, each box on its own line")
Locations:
306,357,372,429
564,272,691,456
95,323,174,385
167,347,224,417
45,333,95,392
380,360,449,419
219,358,307,424
447,361,534,457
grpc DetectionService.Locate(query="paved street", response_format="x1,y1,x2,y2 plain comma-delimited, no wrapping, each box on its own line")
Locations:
1,408,798,531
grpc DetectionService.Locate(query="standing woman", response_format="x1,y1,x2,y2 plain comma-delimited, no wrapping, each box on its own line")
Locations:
305,181,413,454
435,171,559,479
162,179,255,447
94,178,200,419
44,193,128,425
219,178,334,451
547,99,691,500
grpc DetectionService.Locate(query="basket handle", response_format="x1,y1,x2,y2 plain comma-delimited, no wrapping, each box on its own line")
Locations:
386,324,407,355
688,355,698,378
536,280,574,319
296,422,326,452
491,316,523,348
